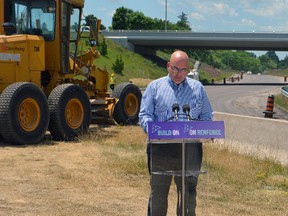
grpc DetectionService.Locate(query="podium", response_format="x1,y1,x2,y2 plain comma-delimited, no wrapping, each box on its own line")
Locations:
147,121,225,216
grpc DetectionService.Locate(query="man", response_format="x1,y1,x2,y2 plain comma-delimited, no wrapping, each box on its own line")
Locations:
139,50,213,216
109,73,116,90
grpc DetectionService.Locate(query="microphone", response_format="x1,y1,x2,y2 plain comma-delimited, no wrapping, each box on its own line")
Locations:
172,103,180,121
182,104,191,121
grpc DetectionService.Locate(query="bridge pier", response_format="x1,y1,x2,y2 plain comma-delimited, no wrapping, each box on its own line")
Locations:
106,37,135,51
103,36,156,56
134,46,156,56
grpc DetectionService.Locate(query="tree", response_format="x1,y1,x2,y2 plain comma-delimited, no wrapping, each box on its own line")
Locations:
176,12,191,30
283,55,288,64
112,56,124,74
265,51,279,64
84,14,106,30
129,11,155,30
278,55,288,69
99,38,108,56
111,7,191,31
112,7,133,29
259,55,277,70
41,22,48,31
153,18,166,30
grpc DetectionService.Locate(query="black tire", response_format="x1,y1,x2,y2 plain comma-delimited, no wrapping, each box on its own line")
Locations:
48,84,91,141
0,82,49,145
111,82,142,125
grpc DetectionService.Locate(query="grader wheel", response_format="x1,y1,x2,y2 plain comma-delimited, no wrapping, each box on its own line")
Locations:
48,84,91,141
111,82,142,125
0,82,49,145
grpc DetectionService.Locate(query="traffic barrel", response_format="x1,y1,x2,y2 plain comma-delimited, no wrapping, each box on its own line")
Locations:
263,95,276,118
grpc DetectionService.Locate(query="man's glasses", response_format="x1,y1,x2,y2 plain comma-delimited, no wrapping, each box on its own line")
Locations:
170,65,189,73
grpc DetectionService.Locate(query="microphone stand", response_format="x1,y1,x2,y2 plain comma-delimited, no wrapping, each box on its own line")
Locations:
181,104,190,215
172,103,180,121
182,104,192,121
181,136,185,216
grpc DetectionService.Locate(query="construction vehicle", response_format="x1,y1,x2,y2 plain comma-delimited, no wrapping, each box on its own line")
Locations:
0,0,142,145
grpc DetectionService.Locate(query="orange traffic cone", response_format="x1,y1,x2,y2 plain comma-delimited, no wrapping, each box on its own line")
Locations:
263,95,276,118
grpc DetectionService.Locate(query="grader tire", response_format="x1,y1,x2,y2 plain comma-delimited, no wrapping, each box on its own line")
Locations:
0,82,49,145
48,84,91,141
111,82,142,125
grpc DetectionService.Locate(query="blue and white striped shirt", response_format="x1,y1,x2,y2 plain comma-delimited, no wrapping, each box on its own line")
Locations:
139,75,214,132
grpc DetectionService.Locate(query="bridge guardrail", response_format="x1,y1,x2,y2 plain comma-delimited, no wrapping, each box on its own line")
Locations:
281,86,288,98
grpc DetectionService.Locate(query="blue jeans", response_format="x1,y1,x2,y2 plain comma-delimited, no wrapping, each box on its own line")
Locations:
147,142,202,216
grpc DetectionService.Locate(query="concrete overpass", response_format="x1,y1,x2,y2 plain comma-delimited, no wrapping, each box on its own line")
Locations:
101,30,288,55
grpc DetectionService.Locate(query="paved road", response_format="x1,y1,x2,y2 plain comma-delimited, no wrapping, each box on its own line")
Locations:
205,74,288,120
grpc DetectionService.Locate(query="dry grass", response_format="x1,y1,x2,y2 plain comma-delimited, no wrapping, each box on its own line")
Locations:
0,125,287,216
202,142,288,215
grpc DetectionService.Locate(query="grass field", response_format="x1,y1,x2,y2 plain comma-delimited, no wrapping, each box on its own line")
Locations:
275,94,288,112
0,125,287,216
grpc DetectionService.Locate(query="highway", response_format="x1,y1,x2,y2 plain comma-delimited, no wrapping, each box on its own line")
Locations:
205,74,288,120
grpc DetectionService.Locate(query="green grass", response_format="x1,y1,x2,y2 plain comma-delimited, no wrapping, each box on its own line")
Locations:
92,36,167,84
275,94,288,111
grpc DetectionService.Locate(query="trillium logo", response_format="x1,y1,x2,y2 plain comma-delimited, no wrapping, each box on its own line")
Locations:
184,124,193,133
152,124,161,133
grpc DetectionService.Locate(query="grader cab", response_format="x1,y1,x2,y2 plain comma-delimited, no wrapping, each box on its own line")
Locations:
0,0,142,145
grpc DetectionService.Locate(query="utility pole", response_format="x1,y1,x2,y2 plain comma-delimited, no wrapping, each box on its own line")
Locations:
165,0,167,31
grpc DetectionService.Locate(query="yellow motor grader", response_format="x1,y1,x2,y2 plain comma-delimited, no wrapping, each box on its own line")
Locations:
0,0,142,144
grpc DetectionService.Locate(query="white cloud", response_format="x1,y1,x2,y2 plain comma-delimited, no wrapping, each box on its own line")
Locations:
193,1,238,17
158,0,166,7
241,18,256,26
242,0,288,17
159,0,178,16
97,7,108,12
190,12,205,20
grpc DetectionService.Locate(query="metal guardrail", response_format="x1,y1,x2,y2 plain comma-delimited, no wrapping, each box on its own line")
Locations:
281,86,288,98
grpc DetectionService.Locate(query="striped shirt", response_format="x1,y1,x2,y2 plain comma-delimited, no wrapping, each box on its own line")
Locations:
139,75,214,132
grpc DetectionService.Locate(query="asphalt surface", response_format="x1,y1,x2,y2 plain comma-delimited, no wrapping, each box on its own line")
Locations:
205,74,288,120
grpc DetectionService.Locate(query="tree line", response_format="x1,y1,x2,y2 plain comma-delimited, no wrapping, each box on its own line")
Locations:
111,7,191,31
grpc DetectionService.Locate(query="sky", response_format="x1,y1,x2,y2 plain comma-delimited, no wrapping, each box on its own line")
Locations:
83,0,288,59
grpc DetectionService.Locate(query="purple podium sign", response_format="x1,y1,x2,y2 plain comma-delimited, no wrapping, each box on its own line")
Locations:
148,121,225,140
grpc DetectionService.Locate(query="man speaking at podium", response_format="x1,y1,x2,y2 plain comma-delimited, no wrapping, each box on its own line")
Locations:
139,50,213,216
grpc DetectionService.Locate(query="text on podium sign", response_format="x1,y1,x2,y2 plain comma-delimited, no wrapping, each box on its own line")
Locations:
148,121,225,140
